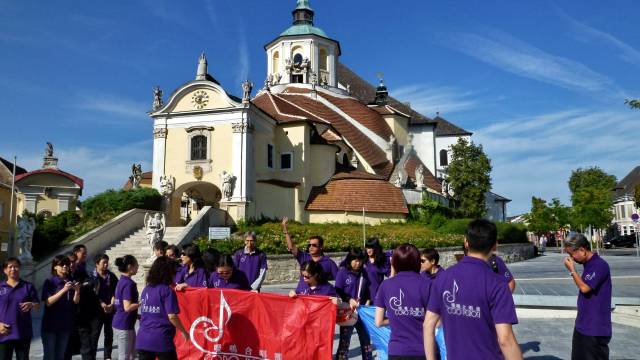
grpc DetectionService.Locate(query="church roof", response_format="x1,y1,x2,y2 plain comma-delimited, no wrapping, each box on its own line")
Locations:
336,63,472,136
306,178,408,214
404,153,441,193
15,168,84,189
280,24,328,38
614,166,640,199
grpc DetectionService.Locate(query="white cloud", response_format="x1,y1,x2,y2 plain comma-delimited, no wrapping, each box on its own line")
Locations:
391,85,480,116
74,94,148,119
474,108,640,215
558,9,640,66
445,30,615,93
2,141,152,199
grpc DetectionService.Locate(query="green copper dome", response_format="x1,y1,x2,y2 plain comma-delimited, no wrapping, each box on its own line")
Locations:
280,24,328,37
296,0,313,11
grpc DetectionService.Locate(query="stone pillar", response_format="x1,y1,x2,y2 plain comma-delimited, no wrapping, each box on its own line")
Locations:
152,127,168,190
231,121,253,202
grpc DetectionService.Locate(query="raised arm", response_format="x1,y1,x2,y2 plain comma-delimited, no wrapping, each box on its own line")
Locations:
282,217,298,257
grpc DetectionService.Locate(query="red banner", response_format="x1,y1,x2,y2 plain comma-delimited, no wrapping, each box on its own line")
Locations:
175,288,337,360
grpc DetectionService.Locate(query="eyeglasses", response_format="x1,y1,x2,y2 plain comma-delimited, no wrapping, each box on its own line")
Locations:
308,243,320,248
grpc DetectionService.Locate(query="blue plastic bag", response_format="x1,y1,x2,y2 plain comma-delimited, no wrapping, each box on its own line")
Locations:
357,305,391,360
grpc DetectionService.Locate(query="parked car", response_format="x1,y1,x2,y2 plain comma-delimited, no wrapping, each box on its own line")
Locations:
604,234,637,249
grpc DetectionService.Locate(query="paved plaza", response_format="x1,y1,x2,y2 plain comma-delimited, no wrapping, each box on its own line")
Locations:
27,252,640,359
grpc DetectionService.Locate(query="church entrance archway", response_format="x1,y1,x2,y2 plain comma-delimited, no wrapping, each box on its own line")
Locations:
170,181,222,226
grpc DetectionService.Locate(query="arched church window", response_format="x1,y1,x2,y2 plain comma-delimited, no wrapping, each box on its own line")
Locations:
191,135,207,160
319,48,328,71
293,53,303,65
273,51,280,74
439,149,448,167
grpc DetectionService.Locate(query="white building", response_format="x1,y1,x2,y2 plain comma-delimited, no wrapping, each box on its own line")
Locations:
612,166,640,235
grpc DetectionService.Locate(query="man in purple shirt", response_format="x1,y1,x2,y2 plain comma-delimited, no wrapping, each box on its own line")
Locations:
563,232,612,360
282,217,338,285
233,232,268,291
489,254,516,293
424,219,523,360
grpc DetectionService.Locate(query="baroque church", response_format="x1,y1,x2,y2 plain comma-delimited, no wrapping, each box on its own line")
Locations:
145,0,509,226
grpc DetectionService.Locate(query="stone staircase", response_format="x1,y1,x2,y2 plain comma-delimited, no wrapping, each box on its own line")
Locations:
105,226,184,286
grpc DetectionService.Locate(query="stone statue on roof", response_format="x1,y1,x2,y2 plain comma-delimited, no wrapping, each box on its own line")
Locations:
152,86,164,111
415,165,425,190
242,80,253,103
45,142,54,157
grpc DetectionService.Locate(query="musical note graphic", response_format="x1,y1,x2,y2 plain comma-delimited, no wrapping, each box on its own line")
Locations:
389,289,404,310
443,280,458,304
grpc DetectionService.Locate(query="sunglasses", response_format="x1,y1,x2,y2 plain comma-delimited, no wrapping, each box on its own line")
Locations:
308,243,320,248
302,274,312,279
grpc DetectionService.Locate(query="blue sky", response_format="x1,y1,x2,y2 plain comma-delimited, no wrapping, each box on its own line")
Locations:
1,0,638,215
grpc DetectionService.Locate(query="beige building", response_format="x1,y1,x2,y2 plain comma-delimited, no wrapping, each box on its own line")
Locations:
147,1,503,225
0,158,26,261
14,146,83,218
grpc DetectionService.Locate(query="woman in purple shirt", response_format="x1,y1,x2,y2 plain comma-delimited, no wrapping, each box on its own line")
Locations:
0,257,39,360
209,255,251,290
41,255,80,360
335,248,373,360
375,244,431,360
364,238,391,300
175,244,209,290
113,255,140,360
137,256,189,360
420,248,444,280
289,260,337,298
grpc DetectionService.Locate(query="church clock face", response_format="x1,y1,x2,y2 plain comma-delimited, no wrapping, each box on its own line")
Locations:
191,90,209,109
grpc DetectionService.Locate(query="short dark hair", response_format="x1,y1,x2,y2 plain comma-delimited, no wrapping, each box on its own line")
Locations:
300,260,328,284
182,244,204,269
3,257,21,269
65,252,77,262
146,257,178,286
94,253,109,264
72,244,86,254
465,219,497,255
154,240,169,253
216,254,235,270
114,255,138,273
421,248,439,265
166,245,180,255
203,248,220,273
308,235,324,247
343,248,365,272
391,243,421,273
51,255,71,275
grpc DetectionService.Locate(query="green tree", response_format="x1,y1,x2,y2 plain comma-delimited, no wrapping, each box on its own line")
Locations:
625,99,640,109
446,138,492,218
549,198,571,230
525,197,555,234
568,167,616,230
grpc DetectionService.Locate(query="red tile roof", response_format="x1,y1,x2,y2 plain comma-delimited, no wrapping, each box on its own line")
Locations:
404,153,441,193
306,178,408,214
15,168,84,189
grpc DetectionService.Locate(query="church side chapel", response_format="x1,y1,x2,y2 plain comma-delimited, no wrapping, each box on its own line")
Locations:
146,0,508,226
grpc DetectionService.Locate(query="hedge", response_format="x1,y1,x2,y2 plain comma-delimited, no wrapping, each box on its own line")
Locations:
195,219,528,255
81,187,162,219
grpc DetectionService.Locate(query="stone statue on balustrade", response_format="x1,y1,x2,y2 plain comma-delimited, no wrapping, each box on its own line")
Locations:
159,175,175,197
145,213,166,258
16,215,36,262
415,165,425,190
130,164,143,189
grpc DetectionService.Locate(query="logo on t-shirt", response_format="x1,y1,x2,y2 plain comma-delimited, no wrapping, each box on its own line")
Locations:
140,293,161,314
345,277,352,285
0,288,7,296
240,256,247,263
389,289,425,317
443,280,481,319
190,291,233,355
585,272,596,281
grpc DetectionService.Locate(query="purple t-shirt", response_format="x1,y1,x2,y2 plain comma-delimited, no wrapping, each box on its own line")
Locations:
233,248,268,288
175,266,209,288
113,275,139,330
335,268,370,303
576,254,612,337
363,256,391,301
374,272,431,357
422,265,446,281
0,280,39,341
491,256,513,283
209,271,250,290
295,252,338,291
428,256,518,360
41,275,77,333
296,282,338,296
94,270,118,304
136,284,180,352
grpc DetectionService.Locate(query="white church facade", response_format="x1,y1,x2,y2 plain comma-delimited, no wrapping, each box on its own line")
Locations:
146,0,509,225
